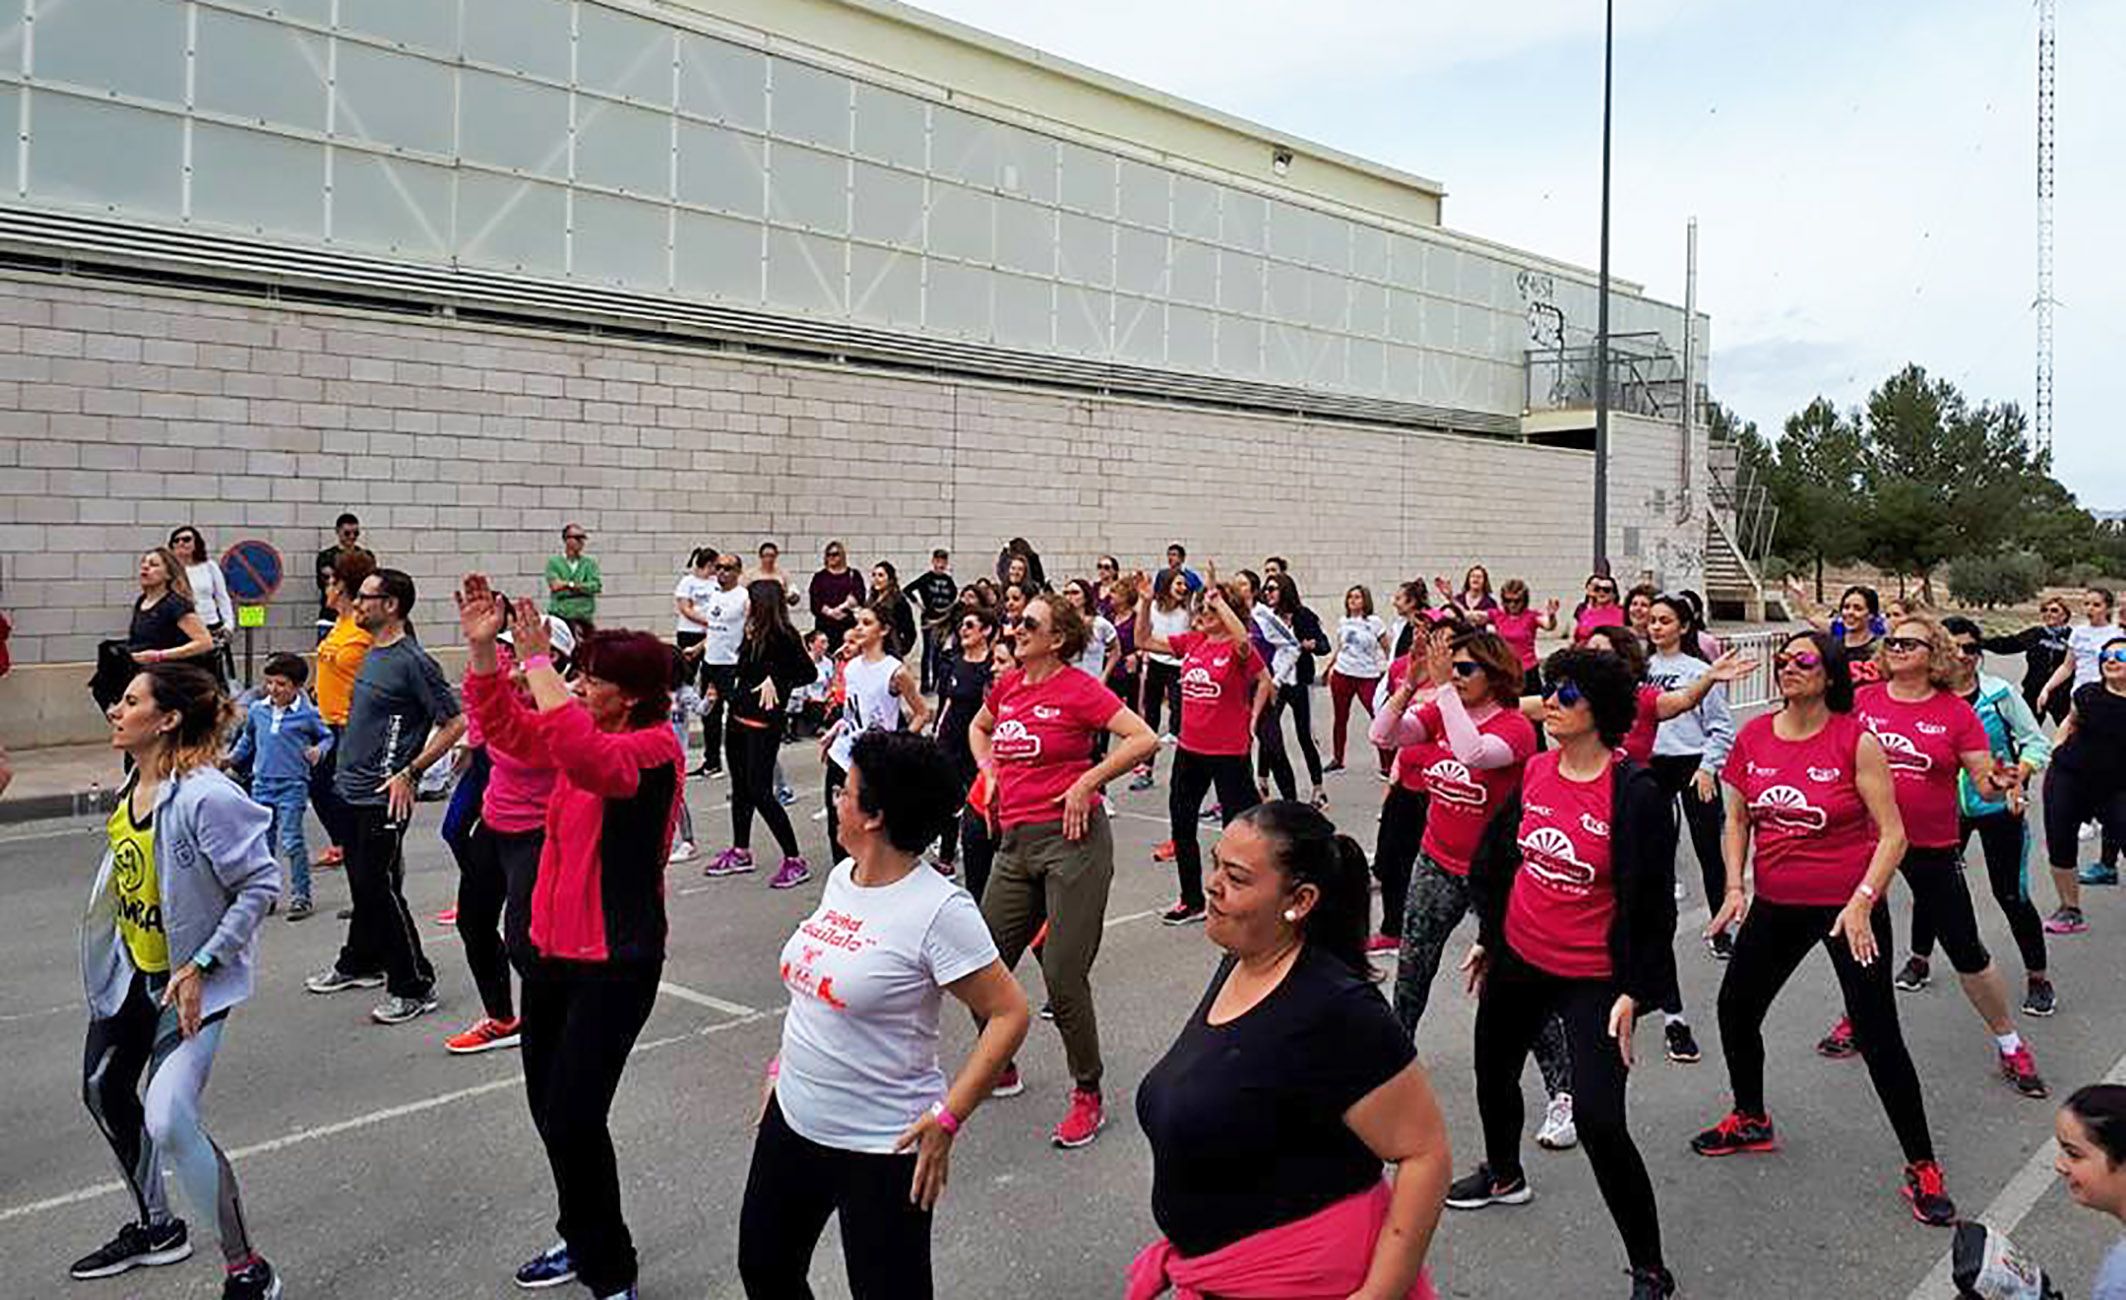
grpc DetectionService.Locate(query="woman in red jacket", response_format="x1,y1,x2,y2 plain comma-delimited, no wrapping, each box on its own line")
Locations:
456,576,683,1300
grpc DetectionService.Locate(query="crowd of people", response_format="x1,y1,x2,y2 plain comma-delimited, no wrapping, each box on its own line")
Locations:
62,517,2126,1299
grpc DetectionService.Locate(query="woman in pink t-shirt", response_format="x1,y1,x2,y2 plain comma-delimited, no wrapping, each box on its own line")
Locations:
1137,578,1272,926
1690,631,1959,1227
1573,574,1628,645
969,593,1157,1151
1488,579,1559,693
1820,614,2046,1097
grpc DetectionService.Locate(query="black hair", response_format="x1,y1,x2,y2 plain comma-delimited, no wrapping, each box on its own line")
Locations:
847,731,961,855
1940,614,1983,643
335,512,360,529
688,546,717,570
933,548,950,561
167,524,209,561
262,652,309,686
957,604,999,638
1231,801,1374,977
1167,542,1187,559
2066,1084,2126,1166
1648,593,1708,663
1398,578,1432,613
1840,584,1882,617
1265,571,1303,612
744,578,799,648
1579,623,1648,681
1540,647,1640,749
1237,569,1263,606
1784,629,1856,713
371,567,416,620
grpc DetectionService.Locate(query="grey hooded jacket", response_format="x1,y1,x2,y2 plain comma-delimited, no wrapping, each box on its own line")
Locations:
81,766,279,1021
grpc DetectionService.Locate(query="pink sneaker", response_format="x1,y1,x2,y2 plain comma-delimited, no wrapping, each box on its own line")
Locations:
1365,933,1400,955
768,857,813,890
703,847,754,878
1052,1088,1106,1149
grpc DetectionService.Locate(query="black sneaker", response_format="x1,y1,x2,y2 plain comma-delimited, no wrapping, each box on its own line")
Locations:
222,1257,283,1300
514,1241,577,1290
1038,1001,1055,1021
1628,1265,1677,1299
1893,955,1931,992
1690,1109,1777,1157
70,1219,192,1280
2023,977,2057,1017
1160,901,1206,927
1444,1163,1532,1210
1706,929,1734,961
1664,1021,1701,1064
284,896,313,922
370,992,440,1025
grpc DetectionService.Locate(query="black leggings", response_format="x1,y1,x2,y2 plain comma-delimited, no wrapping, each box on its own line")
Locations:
739,1094,932,1299
1372,786,1428,939
1266,683,1325,786
1169,749,1261,910
1716,899,1934,1163
2042,764,2126,871
1476,948,1663,1272
1910,815,2047,975
730,718,801,858
1255,700,1296,801
1647,754,1726,910
521,962,660,1299
455,820,513,1022
1141,658,1182,738
1898,845,1991,974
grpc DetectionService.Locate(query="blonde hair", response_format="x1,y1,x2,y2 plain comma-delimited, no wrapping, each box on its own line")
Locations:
146,546,194,605
1889,612,1960,690
137,663,235,778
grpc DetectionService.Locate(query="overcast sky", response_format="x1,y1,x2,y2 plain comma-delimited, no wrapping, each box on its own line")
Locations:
906,0,2126,510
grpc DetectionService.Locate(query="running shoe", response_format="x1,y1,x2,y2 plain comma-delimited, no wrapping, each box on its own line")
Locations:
222,1257,283,1300
1902,1160,1957,1226
1129,767,1156,792
1815,1016,1860,1059
1160,901,1206,926
316,845,344,867
1038,1001,1054,1021
70,1219,192,1279
777,788,799,806
1052,1089,1106,1149
371,993,440,1025
1444,1164,1532,1210
1690,1110,1777,1157
991,1063,1025,1098
2044,906,2088,934
1365,933,1400,955
1705,929,1734,961
304,966,384,995
514,1241,577,1290
1151,839,1177,862
1628,1265,1677,1300
434,906,458,926
768,857,812,890
1324,760,1346,774
932,856,956,878
445,1016,522,1055
2000,1043,2049,1098
689,762,722,779
2078,862,2119,886
1535,1093,1577,1150
1893,955,1931,992
2024,976,2058,1017
285,896,313,922
667,839,698,864
703,847,755,877
1199,804,1222,823
1664,1021,1702,1065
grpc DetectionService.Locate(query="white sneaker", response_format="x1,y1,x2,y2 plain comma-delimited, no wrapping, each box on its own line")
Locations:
668,839,698,864
2082,821,2098,842
1535,1092,1578,1150
810,807,829,822
1158,733,1177,747
1673,878,1688,903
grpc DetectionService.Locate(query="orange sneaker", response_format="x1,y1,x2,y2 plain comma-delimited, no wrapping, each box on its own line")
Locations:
444,1017,522,1055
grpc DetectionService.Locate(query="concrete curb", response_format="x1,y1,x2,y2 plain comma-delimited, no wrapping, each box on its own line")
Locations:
0,786,117,826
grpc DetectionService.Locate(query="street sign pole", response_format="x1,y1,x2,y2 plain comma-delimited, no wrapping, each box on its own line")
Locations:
237,604,266,684
221,541,285,692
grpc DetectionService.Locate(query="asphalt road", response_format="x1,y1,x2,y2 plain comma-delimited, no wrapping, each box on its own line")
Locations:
2,732,2121,1300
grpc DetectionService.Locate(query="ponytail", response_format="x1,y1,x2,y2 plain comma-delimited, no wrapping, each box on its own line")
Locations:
1233,801,1376,979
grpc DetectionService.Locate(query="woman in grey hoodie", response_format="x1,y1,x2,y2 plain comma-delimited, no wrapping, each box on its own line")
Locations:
75,663,283,1300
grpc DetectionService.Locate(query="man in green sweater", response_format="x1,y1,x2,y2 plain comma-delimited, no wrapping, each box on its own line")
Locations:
545,524,602,623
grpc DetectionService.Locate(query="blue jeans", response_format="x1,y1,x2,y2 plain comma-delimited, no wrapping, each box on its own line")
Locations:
257,779,312,903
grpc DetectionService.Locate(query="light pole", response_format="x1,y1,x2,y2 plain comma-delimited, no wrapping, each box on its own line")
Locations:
1592,0,1614,569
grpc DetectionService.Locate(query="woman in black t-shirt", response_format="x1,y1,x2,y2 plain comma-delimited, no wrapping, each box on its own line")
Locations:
933,606,997,895
126,547,215,671
1134,802,1449,1299
2043,638,2126,891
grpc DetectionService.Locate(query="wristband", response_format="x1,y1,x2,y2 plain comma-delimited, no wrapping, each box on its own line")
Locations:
524,654,554,673
1854,882,1878,901
929,1100,961,1135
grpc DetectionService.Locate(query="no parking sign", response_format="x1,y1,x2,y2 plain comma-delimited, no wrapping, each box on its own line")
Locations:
220,539,284,684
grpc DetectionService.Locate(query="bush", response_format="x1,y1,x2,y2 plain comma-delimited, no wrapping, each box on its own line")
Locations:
1947,551,2047,609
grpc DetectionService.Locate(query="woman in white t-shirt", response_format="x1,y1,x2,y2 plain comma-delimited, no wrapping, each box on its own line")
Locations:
167,525,234,682
672,546,719,689
821,607,929,875
1325,584,1390,774
741,730,1030,1299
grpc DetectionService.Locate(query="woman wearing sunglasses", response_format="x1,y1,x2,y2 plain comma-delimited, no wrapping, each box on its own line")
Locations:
933,606,999,896
1572,575,1627,646
1692,631,1959,1227
1447,647,1678,1300
1811,615,2048,1096
1782,582,1889,682
167,526,235,684
2042,634,2126,937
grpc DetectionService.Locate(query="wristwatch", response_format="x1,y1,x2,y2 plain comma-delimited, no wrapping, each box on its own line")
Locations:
192,951,218,975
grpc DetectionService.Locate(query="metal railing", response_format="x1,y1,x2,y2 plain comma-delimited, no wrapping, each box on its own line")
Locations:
1704,435,1779,580
1717,629,1790,711
1524,332,1686,419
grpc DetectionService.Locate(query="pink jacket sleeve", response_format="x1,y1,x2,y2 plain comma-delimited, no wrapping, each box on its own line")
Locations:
531,701,683,799
1434,688,1517,769
464,669,551,767
1369,691,1435,750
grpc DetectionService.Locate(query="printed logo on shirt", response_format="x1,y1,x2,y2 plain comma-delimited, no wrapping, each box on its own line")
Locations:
1032,704,1062,721
1747,761,1781,779
1421,757,1487,807
1914,720,1948,737
1871,730,1933,775
1524,801,1554,818
1752,784,1829,831
992,718,1042,761
1806,766,1843,783
1521,825,1596,889
1579,812,1610,838
1179,665,1222,701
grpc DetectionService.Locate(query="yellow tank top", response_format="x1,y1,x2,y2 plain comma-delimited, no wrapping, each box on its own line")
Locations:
107,787,168,974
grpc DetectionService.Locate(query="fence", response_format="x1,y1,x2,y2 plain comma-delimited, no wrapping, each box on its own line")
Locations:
1719,629,1790,711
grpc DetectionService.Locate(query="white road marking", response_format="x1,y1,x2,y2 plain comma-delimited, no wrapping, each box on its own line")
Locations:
0,1008,784,1226
1105,908,1157,929
1900,1048,2126,1300
657,980,756,1018
0,1003,74,1025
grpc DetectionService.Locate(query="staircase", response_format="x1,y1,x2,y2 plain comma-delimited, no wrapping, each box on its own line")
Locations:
1702,433,1779,623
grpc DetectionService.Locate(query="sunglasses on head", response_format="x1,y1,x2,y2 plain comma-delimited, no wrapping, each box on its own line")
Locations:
1775,650,1823,671
1541,679,1585,708
1882,636,1931,654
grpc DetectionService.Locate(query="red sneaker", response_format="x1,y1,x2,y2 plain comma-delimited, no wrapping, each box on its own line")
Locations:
434,906,458,927
444,1017,522,1055
991,1063,1024,1098
2000,1043,2049,1098
1902,1159,1957,1226
1052,1088,1105,1149
1815,1015,1859,1059
1365,933,1400,954
316,845,344,868
1151,839,1177,862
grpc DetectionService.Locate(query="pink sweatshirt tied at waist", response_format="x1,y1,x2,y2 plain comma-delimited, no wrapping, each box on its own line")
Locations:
1125,1180,1437,1300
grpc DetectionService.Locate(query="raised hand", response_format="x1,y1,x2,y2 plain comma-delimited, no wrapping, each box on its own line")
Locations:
455,573,507,645
1706,649,1761,683
509,597,552,659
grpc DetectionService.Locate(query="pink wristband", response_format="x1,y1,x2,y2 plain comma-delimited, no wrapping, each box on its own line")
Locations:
929,1100,961,1135
524,654,553,673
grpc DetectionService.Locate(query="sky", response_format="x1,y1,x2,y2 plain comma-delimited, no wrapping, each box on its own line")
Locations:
903,0,2126,510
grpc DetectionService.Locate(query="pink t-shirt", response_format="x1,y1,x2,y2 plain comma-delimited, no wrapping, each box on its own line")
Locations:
1619,685,1661,765
1574,604,1627,644
1506,751,1617,980
1169,631,1263,758
1412,702,1538,876
465,660,558,835
985,666,1124,830
1723,712,1875,906
1853,684,1989,850
1490,608,1542,669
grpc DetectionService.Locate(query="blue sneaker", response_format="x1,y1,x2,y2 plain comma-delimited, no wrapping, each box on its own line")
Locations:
514,1242,575,1290
2078,862,2119,886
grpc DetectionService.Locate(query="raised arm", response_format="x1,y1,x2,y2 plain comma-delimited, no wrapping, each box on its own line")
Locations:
1652,650,1759,721
1433,685,1518,769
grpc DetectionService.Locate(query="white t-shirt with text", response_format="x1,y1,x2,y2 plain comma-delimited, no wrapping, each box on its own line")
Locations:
673,573,718,636
701,584,751,665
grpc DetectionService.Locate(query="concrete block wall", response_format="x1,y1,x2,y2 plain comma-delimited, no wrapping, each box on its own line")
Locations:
0,271,1692,687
